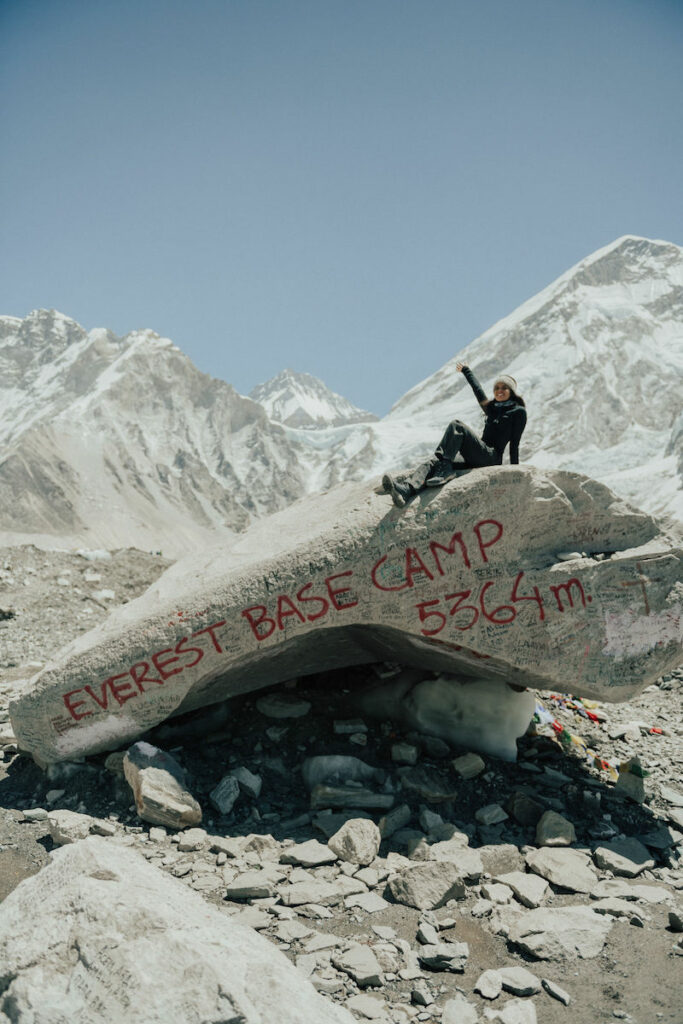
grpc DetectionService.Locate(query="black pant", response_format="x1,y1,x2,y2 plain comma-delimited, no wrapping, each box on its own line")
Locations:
400,420,497,492
435,420,498,468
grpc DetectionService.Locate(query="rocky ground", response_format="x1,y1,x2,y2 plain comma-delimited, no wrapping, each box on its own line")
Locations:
0,545,682,1024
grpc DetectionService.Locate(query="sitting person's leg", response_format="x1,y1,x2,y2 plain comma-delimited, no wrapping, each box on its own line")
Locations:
431,420,497,476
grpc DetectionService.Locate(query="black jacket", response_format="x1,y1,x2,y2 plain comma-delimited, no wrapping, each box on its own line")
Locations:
462,366,526,464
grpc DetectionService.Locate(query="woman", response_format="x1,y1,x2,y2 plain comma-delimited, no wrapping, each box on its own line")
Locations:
382,362,527,508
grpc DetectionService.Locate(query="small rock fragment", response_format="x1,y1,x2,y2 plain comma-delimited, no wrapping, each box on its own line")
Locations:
541,978,571,1005
328,818,381,865
535,810,576,846
123,742,201,829
475,968,503,999
452,752,485,779
476,804,508,826
255,693,311,719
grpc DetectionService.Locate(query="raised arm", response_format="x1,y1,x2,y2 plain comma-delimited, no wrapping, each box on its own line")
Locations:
508,406,527,464
456,362,489,408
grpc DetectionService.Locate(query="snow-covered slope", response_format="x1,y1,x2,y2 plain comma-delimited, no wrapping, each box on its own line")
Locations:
287,236,683,520
250,369,377,429
1,235,680,554
0,311,306,555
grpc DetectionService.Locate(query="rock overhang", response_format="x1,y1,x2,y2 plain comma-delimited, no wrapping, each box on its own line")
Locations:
9,466,682,764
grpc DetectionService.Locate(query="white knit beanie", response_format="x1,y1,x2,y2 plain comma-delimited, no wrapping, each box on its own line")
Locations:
494,374,517,392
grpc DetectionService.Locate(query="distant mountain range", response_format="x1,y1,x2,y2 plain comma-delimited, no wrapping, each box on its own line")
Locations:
1,235,681,555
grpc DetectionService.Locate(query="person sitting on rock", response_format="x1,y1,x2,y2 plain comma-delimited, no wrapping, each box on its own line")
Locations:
382,362,527,508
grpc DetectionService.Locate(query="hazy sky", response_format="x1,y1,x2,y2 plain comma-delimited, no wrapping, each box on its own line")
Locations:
2,0,682,414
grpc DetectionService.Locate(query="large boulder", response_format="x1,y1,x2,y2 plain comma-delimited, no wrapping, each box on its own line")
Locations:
0,837,354,1024
9,468,682,764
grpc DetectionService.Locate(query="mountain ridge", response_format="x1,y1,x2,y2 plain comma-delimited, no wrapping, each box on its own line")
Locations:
1,235,681,555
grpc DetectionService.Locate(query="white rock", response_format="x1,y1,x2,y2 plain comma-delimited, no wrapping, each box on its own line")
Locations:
0,837,355,1024
475,968,503,999
123,743,201,829
281,840,337,867
508,906,613,960
443,992,480,1023
388,861,466,910
332,944,383,987
592,838,655,877
525,847,597,894
48,809,93,845
328,818,381,865
497,965,541,995
493,871,549,910
484,998,537,1023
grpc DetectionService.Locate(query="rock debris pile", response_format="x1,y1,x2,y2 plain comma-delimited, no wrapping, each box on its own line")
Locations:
1,627,682,1021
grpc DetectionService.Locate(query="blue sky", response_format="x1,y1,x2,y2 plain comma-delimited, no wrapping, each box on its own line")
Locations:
2,0,682,414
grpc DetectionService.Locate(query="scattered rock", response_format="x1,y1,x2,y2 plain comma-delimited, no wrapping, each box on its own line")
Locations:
0,837,355,1024
123,742,202,829
328,818,381,865
592,838,655,877
525,847,597,894
388,861,466,910
508,906,613,960
535,810,576,846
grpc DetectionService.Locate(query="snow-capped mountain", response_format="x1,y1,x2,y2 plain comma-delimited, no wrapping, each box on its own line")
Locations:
249,369,377,429
1,235,681,555
285,236,683,520
0,310,307,554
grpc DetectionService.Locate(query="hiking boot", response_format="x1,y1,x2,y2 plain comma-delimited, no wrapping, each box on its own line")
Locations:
425,459,457,487
382,473,411,508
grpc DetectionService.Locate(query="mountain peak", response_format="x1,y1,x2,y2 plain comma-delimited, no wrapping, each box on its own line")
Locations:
250,369,377,429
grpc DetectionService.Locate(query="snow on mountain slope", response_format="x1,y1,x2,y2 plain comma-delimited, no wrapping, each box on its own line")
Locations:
287,235,682,520
0,311,307,555
250,369,377,428
1,235,680,555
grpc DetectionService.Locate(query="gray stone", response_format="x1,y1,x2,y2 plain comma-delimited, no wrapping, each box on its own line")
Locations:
346,994,386,1019
0,837,355,1024
177,827,207,852
123,742,202,829
525,847,597,894
378,803,411,839
494,870,549,909
302,754,381,789
476,804,508,826
497,966,542,995
417,940,469,972
22,807,48,822
344,892,389,913
442,992,480,1023
475,968,503,999
281,879,342,907
48,809,93,845
429,841,483,882
388,861,466,910
328,818,381,865
12,470,680,765
484,999,537,1023
535,810,576,846
310,785,394,811
592,837,655,877
231,765,263,798
332,944,383,987
280,839,337,867
452,751,485,779
255,693,311,719
508,905,613,959
392,742,419,765
225,868,283,900
481,882,513,904
541,978,571,1005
